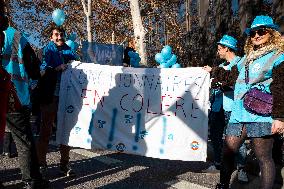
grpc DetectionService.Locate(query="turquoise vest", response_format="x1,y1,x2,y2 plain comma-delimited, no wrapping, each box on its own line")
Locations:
230,51,284,123
1,27,30,106
222,56,241,112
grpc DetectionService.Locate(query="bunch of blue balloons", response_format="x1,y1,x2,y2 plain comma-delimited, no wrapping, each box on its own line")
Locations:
128,51,141,68
155,45,181,68
52,9,65,26
65,32,79,52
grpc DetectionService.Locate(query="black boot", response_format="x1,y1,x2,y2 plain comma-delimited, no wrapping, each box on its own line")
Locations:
59,161,76,177
215,183,228,189
23,178,50,189
2,132,17,158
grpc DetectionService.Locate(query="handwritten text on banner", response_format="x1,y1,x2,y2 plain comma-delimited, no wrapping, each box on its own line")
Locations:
57,62,210,161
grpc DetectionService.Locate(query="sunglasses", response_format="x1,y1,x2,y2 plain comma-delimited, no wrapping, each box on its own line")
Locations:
249,29,268,38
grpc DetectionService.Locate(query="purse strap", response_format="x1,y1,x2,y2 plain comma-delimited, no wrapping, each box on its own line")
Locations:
245,51,282,85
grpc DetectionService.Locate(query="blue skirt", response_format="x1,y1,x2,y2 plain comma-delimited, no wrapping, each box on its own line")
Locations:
226,122,272,138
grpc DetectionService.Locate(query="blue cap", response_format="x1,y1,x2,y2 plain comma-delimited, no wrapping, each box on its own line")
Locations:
245,15,279,35
217,35,238,51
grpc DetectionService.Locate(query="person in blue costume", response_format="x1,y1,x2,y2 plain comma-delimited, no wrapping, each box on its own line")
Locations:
215,15,284,189
0,13,49,189
37,25,77,178
203,35,248,183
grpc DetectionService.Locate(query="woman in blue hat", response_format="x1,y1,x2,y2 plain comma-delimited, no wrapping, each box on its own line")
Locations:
215,15,284,189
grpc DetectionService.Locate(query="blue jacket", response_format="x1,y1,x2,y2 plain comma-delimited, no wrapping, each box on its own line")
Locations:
40,41,77,71
38,41,77,104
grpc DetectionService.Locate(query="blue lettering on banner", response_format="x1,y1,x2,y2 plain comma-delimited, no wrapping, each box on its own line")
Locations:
66,105,74,113
86,138,92,144
168,134,174,140
98,120,106,128
160,117,167,154
89,109,96,135
133,113,141,151
139,130,148,139
116,143,126,152
74,127,81,134
125,114,133,124
78,71,87,85
107,108,118,149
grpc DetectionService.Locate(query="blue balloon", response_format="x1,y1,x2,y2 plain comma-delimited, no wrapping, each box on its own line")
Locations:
159,63,169,68
65,39,73,46
171,63,182,68
65,40,78,51
155,53,166,64
161,45,172,60
52,9,65,26
166,54,177,66
68,33,77,41
164,61,171,68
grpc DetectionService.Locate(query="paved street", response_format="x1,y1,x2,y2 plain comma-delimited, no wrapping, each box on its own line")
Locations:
0,141,283,189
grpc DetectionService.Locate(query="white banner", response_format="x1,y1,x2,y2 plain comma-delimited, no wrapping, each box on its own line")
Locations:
57,62,210,161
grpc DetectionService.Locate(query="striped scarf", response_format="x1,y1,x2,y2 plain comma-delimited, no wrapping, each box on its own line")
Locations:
246,44,279,63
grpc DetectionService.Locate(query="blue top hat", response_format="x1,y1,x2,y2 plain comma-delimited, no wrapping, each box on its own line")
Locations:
245,15,279,35
217,35,238,51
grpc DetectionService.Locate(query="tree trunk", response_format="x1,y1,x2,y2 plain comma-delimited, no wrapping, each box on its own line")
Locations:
81,0,92,42
129,0,147,66
185,0,191,32
213,0,233,44
81,0,96,63
273,0,284,24
198,0,209,27
111,31,115,44
238,0,263,34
